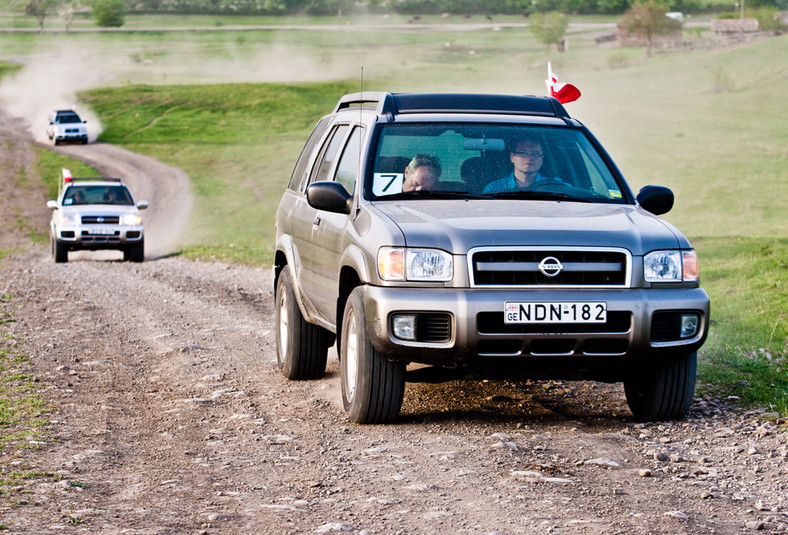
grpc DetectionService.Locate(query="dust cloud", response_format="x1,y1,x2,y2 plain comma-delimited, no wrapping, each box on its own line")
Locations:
0,44,110,143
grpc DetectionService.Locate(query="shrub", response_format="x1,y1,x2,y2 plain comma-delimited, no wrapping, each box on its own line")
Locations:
92,0,126,27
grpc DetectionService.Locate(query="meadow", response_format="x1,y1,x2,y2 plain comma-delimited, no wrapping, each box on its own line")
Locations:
0,17,785,412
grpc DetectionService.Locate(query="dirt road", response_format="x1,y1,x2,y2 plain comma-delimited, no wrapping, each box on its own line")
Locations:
1,110,787,534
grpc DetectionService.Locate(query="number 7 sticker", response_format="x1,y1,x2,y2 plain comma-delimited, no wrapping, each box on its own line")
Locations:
373,173,403,196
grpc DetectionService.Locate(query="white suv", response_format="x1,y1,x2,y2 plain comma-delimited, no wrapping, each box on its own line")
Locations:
46,109,88,145
47,171,148,262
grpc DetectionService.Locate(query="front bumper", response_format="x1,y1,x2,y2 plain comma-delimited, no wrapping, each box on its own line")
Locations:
55,225,144,250
361,285,709,367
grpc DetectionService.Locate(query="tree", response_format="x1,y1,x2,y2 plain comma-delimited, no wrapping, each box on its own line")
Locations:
26,0,58,33
58,0,75,33
619,0,682,57
529,11,570,53
92,0,126,27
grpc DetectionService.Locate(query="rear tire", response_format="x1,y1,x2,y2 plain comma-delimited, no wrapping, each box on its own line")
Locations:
275,269,329,380
51,236,68,263
624,352,697,421
340,287,405,424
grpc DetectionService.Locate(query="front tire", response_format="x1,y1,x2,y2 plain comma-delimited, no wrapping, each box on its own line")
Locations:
340,287,405,424
124,240,144,262
51,236,68,263
624,352,697,421
275,269,329,380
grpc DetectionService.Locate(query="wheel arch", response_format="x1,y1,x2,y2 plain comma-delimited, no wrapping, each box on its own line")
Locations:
273,241,314,324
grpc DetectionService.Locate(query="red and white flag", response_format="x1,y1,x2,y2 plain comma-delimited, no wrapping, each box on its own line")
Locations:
545,62,581,104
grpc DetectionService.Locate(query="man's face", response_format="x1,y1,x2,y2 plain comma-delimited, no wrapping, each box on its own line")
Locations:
403,165,438,192
510,141,544,176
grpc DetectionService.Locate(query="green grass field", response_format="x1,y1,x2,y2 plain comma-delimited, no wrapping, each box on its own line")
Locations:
1,17,786,413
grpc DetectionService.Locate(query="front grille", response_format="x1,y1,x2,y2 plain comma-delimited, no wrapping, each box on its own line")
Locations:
82,216,120,224
470,247,629,287
475,311,632,357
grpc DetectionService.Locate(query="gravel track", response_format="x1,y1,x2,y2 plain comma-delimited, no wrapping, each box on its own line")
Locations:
1,109,787,535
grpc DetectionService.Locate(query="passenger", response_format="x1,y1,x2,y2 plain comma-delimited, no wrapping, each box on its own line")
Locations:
72,191,85,204
402,153,441,192
483,137,564,194
104,189,119,204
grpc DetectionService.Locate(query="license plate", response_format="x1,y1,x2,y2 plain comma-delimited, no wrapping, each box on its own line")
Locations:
88,228,116,235
504,301,607,324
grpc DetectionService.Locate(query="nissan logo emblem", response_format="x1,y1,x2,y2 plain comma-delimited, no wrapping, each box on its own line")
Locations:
97,217,105,223
538,256,563,277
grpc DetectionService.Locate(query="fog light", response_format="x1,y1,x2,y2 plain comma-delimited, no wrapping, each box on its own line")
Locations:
392,315,416,341
680,314,699,339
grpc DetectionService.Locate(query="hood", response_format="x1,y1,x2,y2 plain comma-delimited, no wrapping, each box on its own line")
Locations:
61,204,141,217
373,199,685,255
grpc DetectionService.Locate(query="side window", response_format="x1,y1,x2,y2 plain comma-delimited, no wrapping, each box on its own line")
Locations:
310,124,349,186
334,126,364,194
288,117,332,192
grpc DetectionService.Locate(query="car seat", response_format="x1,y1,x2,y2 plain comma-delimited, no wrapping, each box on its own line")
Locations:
461,154,512,194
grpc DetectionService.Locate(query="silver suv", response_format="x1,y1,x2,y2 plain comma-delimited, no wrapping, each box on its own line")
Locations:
274,92,709,424
46,109,88,145
47,171,148,263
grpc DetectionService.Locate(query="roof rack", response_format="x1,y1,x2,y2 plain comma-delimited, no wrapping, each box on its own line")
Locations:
58,168,122,196
333,92,569,118
68,177,122,183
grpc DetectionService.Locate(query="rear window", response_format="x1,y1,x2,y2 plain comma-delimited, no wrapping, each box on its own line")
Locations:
369,124,625,203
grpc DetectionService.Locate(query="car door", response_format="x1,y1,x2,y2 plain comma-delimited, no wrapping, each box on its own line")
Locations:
292,123,350,324
304,124,365,325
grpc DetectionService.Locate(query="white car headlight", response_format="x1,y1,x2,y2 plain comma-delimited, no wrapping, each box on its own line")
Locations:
57,212,80,225
378,247,453,282
121,214,142,226
644,250,699,282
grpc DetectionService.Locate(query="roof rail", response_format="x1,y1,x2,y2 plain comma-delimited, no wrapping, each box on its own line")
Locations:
68,177,123,183
332,92,569,118
333,92,396,114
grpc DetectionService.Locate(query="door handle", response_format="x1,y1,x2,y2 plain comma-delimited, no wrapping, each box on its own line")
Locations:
312,217,321,229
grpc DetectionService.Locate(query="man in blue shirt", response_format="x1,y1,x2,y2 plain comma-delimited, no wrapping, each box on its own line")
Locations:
483,137,562,194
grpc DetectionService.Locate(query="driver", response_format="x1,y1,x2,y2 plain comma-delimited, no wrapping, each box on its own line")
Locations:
483,137,565,194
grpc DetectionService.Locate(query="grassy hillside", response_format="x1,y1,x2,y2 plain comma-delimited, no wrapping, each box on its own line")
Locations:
18,24,784,413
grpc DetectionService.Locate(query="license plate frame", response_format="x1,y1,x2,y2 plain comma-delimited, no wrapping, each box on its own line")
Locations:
504,301,607,324
87,227,117,236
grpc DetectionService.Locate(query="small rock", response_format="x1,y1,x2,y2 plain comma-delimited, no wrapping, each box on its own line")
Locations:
315,523,355,532
584,457,620,468
664,510,689,520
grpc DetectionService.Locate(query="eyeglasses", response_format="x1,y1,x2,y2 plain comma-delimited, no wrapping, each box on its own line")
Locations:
512,151,544,158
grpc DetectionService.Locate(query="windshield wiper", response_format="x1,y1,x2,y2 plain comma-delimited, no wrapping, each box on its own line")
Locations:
379,190,486,201
489,190,591,202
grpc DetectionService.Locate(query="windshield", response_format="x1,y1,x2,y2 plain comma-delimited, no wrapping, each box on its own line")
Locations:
369,124,626,203
64,185,133,206
56,113,82,124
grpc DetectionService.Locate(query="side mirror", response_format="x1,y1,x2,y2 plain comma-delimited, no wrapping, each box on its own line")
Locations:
306,181,351,214
137,201,149,210
637,185,674,216
47,200,58,210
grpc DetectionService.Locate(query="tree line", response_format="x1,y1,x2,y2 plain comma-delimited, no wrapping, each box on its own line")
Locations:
25,0,788,30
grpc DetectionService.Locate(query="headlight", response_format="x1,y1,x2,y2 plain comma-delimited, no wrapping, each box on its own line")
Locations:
57,212,80,225
644,250,699,282
378,247,453,282
121,214,142,226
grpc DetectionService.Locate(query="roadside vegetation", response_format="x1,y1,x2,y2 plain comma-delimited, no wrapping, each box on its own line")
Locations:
0,15,785,414
0,298,56,501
